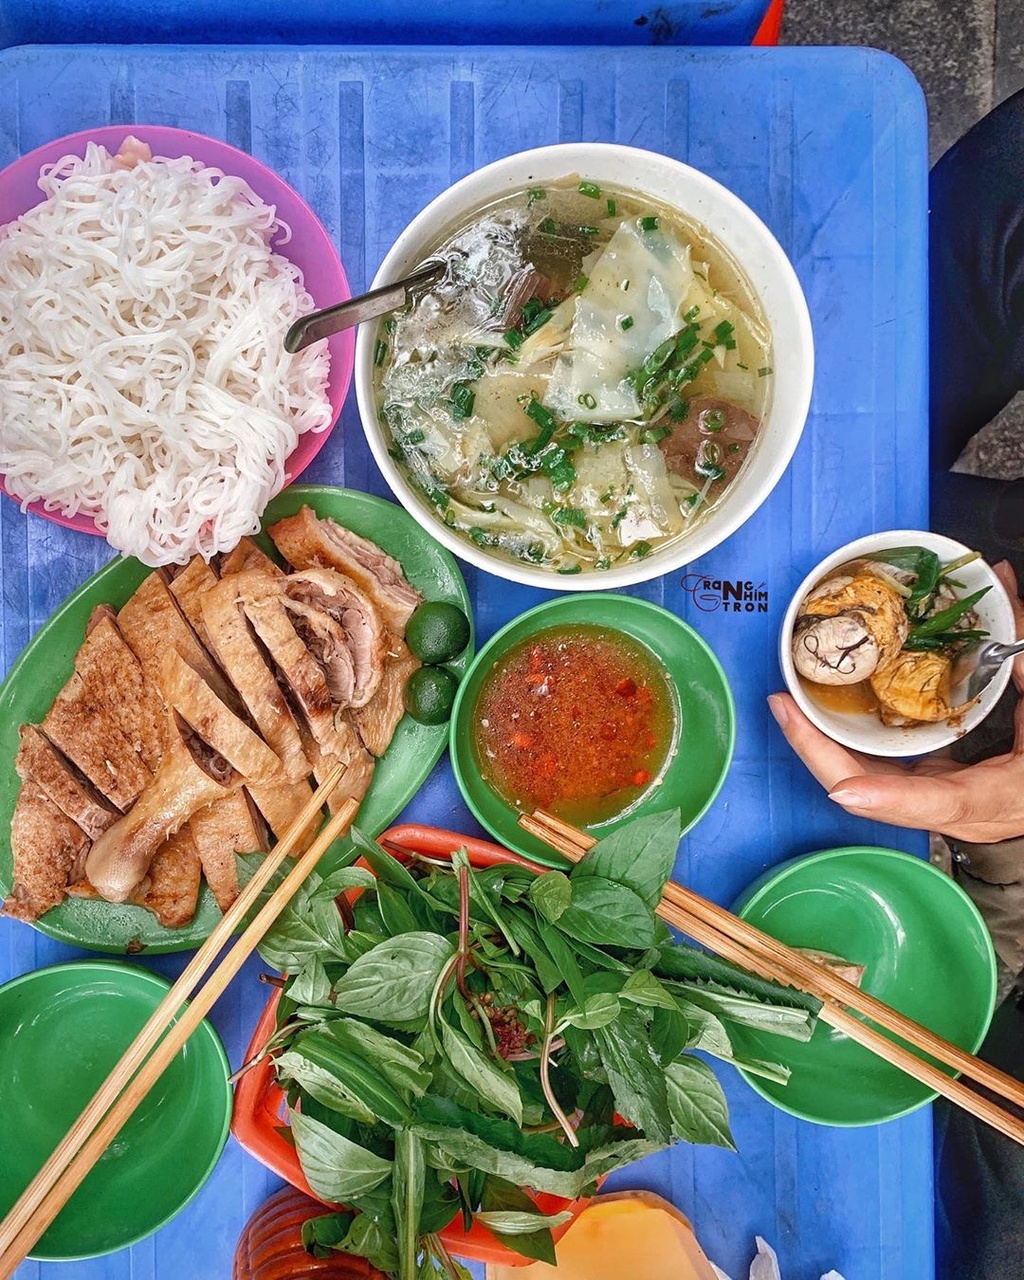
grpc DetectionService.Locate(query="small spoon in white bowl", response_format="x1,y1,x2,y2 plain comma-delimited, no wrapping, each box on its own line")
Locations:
285,259,445,354
953,637,1024,702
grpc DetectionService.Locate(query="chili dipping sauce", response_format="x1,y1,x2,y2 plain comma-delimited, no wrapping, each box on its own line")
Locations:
472,623,677,826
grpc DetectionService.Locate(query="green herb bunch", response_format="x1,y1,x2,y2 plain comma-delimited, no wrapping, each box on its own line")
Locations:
872,546,990,652
248,812,818,1280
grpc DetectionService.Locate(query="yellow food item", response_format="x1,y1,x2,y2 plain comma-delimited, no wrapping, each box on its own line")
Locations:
793,571,909,685
485,1191,718,1280
870,649,964,724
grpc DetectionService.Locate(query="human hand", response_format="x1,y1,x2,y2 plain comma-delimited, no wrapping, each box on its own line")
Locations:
768,561,1024,844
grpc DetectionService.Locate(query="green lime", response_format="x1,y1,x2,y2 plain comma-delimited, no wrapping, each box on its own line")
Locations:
406,601,472,664
405,666,460,725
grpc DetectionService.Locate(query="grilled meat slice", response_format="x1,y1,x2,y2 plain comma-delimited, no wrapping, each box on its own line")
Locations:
130,828,203,929
269,507,422,636
246,776,317,848
168,556,220,652
283,569,386,709
42,672,150,811
75,612,165,770
219,537,285,579
15,725,118,840
189,791,265,912
234,572,346,752
85,718,240,903
353,635,420,757
200,577,311,783
278,594,356,707
160,648,284,785
2,781,89,922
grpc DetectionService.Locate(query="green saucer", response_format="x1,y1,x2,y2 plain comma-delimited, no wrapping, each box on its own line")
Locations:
0,961,231,1259
450,593,734,865
733,846,997,1126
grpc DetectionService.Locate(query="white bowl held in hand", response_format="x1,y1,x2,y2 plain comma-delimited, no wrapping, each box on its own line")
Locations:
780,530,1016,758
354,143,814,590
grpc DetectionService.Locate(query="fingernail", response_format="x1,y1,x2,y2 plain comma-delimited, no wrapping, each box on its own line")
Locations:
767,694,789,728
828,787,874,809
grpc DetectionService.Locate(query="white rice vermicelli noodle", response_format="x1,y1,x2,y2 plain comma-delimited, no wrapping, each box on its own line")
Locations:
0,139,333,566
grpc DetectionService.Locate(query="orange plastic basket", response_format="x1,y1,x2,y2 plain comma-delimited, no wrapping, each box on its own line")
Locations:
231,824,603,1267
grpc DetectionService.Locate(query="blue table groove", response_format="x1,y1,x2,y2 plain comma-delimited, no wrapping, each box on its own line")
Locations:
0,44,931,1280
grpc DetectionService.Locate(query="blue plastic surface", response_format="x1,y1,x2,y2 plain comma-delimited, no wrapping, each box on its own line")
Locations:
0,43,930,1280
0,1,772,51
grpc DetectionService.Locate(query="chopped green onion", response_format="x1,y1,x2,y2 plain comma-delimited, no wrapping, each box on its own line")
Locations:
373,339,387,366
684,305,700,321
620,315,634,331
578,180,602,198
606,198,617,217
525,396,557,434
451,382,475,420
712,320,735,343
611,507,628,529
703,409,725,432
538,216,558,234
504,327,524,350
468,527,494,547
595,557,612,570
579,225,600,236
683,492,701,508
630,541,653,559
546,450,577,491
405,428,425,445
383,317,397,334
552,506,587,527
728,442,742,453
522,305,554,336
557,563,583,574
527,187,547,205
640,215,659,231
577,392,597,410
599,488,615,504
669,397,690,421
427,486,450,509
640,424,672,445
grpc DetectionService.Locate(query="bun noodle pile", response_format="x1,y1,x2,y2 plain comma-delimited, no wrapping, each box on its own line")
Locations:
0,138,332,565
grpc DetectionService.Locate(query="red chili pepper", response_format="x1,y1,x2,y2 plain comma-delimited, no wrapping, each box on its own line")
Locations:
631,769,651,787
615,678,637,697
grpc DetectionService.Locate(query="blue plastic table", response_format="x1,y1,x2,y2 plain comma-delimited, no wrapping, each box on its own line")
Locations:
0,44,930,1280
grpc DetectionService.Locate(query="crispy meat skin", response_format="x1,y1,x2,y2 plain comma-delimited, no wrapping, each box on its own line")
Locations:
235,571,346,752
131,828,202,928
85,722,240,903
219,537,284,579
3,781,89,921
200,577,311,783
353,634,420,757
269,507,422,636
15,725,117,840
283,568,387,709
160,647,284,785
189,791,265,911
168,556,220,651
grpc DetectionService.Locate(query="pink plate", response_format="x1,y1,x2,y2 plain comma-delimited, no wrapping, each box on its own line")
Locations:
0,125,353,536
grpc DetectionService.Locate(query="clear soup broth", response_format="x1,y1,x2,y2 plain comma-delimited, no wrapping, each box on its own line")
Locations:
374,176,772,573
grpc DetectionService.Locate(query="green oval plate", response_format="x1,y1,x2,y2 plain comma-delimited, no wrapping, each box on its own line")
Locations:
732,846,997,1126
0,486,472,953
450,593,734,865
0,960,230,1259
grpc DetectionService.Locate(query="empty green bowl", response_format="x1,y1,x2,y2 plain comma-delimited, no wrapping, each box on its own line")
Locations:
0,961,231,1259
732,847,997,1126
450,593,734,865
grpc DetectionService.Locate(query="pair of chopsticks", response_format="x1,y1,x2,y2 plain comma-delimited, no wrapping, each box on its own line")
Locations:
0,768,358,1278
520,809,1024,1147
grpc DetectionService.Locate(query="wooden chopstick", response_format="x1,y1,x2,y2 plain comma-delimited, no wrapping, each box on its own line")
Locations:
0,784,357,1279
520,810,1024,1147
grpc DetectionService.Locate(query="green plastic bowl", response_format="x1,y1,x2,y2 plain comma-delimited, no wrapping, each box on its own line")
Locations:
450,594,734,864
732,847,997,1126
0,961,231,1259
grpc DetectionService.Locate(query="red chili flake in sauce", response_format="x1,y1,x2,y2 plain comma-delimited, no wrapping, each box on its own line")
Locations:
472,623,676,826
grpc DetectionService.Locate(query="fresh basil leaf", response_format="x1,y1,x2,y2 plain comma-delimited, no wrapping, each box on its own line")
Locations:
503,912,564,993
558,878,655,949
571,809,681,905
290,1025,414,1124
529,870,572,922
672,999,733,1057
558,992,621,1031
378,881,431,935
665,1055,736,1150
441,1020,523,1124
620,969,680,1011
290,1109,393,1201
479,1177,558,1265
475,1209,572,1234
340,1209,400,1274
392,1130,426,1280
276,1050,380,1125
650,1006,690,1066
910,586,990,639
332,932,455,1027
287,954,332,1007
593,1008,672,1143
534,917,587,1007
314,865,378,900
301,1210,355,1256
320,1018,432,1095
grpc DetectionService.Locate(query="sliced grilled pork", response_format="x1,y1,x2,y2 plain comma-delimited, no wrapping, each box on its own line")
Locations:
246,775,317,848
168,556,220,652
130,829,203,929
2,781,89,922
200,578,311,783
74,612,165,771
283,569,387,709
86,718,240,903
234,572,346,754
278,594,356,707
189,791,266,912
16,726,118,840
353,635,421,757
219,537,285,579
269,506,422,636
